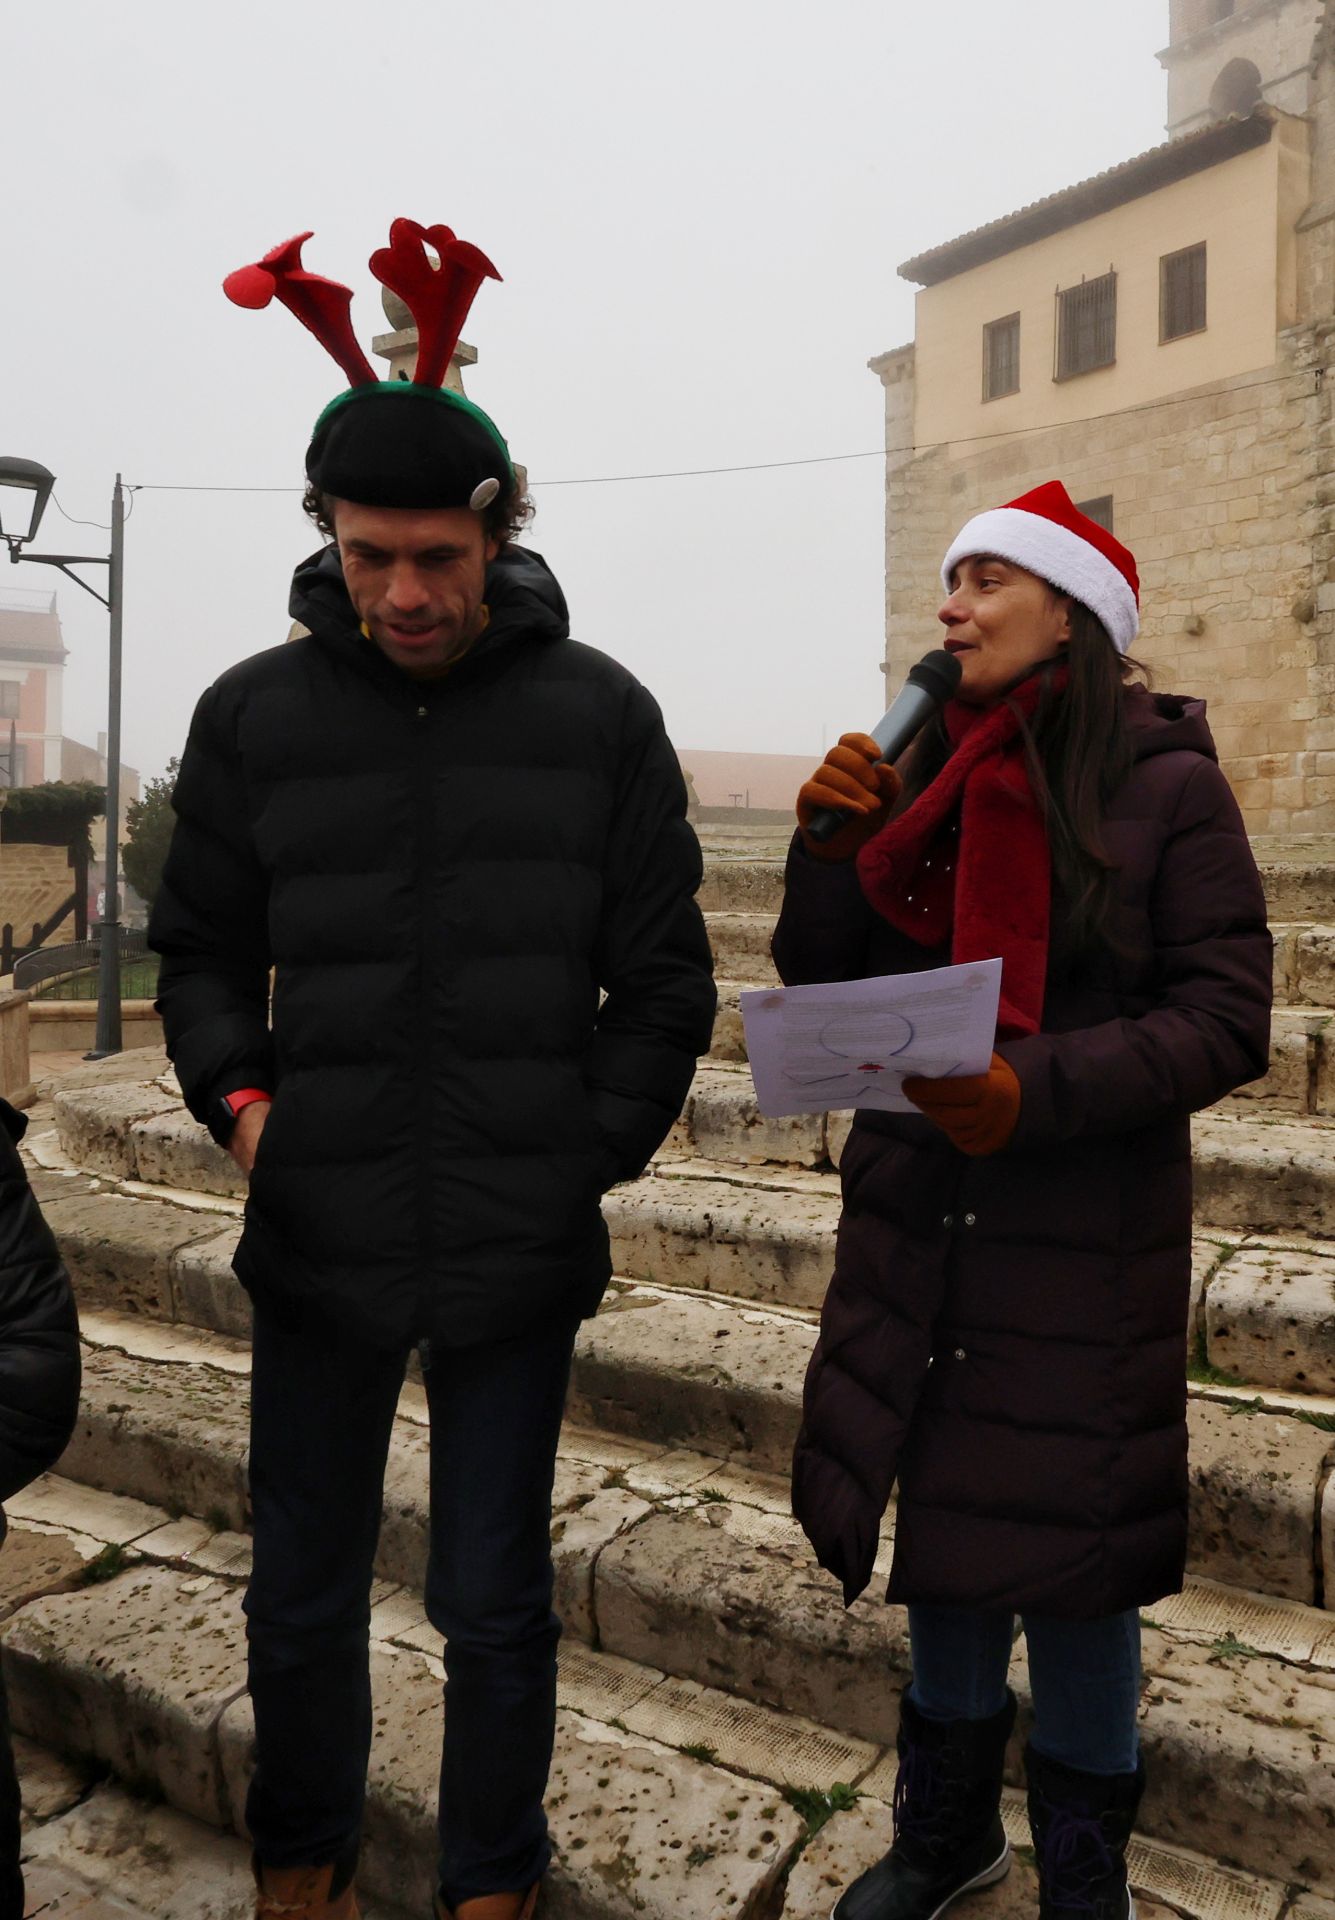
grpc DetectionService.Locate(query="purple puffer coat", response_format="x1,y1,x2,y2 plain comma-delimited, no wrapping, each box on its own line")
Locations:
776,690,1271,1618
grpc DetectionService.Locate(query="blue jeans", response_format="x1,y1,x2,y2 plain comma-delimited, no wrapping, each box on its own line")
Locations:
907,1603,1141,1775
243,1302,579,1908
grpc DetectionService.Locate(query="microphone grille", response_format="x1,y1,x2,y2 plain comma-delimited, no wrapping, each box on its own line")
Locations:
907,648,963,703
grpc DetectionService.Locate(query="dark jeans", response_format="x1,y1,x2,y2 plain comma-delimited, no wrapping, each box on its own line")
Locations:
243,1302,578,1908
907,1602,1142,1775
0,1664,21,1920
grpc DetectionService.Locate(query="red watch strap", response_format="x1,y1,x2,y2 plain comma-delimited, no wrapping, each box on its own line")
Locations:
224,1088,272,1117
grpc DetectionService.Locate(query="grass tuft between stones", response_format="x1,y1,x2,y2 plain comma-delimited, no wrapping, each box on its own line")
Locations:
1186,1330,1247,1389
784,1780,860,1840
79,1543,130,1585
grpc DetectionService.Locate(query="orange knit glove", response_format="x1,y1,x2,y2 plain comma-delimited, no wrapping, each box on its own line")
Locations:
796,733,903,863
903,1052,1022,1157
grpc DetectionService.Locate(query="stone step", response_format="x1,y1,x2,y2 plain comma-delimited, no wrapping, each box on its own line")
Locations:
710,909,1335,1019
23,1075,1335,1405
698,860,785,916
701,853,1335,927
1253,857,1335,924
41,1300,1335,1637
41,1047,1335,1230
704,910,780,984
1272,921,1335,1008
1214,1005,1333,1117
0,1555,803,1918
29,1087,1335,1403
4,1468,1335,1896
18,1769,412,1920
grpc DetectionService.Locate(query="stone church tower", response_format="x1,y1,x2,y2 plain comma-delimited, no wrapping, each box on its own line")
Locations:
873,0,1335,831
1161,0,1324,135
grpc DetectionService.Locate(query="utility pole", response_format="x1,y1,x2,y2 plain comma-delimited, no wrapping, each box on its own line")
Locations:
90,476,125,1056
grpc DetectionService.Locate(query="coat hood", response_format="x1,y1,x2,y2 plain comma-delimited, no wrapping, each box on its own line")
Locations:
288,539,570,662
1123,684,1217,765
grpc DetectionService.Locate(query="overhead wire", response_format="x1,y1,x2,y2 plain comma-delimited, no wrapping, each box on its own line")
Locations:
121,363,1316,498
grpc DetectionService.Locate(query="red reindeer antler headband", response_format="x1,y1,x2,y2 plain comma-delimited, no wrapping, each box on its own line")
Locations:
225,219,513,512
223,220,501,390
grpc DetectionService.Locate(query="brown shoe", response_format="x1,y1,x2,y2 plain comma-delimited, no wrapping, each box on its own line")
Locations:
435,1885,539,1920
254,1859,360,1919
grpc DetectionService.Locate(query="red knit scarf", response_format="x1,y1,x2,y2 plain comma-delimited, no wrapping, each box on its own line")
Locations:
855,674,1061,1039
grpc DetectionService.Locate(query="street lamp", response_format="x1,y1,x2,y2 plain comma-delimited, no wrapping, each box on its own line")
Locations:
0,459,56,550
0,457,125,1057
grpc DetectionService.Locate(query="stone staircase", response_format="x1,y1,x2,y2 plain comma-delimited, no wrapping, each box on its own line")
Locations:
5,840,1335,1918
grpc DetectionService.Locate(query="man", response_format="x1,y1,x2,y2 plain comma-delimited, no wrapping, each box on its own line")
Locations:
150,221,715,1920
0,1097,81,1920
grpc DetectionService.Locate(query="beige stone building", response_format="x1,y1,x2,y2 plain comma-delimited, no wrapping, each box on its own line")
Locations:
874,0,1335,830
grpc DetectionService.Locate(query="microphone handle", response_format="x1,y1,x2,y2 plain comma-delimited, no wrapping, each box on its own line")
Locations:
803,681,942,846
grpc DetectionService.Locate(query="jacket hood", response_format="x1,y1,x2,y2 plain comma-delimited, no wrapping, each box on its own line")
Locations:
288,540,570,660
1123,684,1217,765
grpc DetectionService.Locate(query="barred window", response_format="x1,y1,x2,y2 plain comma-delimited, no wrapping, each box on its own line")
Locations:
1076,495,1115,533
1161,243,1207,342
1055,272,1117,381
982,314,1020,401
0,683,19,720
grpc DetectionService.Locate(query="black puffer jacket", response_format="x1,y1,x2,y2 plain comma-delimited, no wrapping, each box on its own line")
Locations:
0,1101,80,1542
151,544,715,1349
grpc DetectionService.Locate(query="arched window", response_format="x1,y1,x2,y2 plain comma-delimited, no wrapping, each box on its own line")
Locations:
1210,56,1263,117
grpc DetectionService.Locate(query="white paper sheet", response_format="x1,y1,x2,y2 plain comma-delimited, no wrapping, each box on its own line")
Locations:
740,958,1003,1117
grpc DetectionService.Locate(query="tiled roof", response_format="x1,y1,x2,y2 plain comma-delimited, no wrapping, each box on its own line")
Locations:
898,109,1277,287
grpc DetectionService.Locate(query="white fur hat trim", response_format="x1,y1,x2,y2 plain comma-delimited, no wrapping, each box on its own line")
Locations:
941,507,1140,653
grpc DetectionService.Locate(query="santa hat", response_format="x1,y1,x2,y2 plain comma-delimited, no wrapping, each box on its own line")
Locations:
941,481,1140,654
223,220,514,513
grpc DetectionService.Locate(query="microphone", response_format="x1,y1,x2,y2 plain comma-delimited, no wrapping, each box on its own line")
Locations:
804,647,963,846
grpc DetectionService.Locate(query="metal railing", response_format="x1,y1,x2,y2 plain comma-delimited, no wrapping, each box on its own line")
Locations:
14,926,149,994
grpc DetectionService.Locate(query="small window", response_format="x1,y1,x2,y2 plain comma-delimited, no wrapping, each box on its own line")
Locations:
0,683,20,720
1161,243,1207,341
982,314,1021,401
1076,495,1115,533
1211,1,1235,22
1055,272,1117,381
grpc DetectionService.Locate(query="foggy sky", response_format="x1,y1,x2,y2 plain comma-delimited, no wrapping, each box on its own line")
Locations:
3,0,1169,786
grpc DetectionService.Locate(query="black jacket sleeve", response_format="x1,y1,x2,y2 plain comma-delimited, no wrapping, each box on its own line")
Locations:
587,682,716,1181
771,832,877,985
0,1103,80,1519
149,682,274,1132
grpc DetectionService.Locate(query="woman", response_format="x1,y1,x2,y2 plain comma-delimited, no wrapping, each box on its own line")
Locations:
774,483,1271,1920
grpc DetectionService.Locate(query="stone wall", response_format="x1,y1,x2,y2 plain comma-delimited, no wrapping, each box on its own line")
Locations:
876,5,1335,830
878,341,1331,828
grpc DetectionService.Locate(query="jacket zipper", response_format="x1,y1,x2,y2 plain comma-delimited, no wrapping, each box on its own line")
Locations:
412,698,434,1337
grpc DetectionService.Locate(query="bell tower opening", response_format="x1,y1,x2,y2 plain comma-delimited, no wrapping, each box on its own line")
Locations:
1210,55,1264,117
1161,0,1324,137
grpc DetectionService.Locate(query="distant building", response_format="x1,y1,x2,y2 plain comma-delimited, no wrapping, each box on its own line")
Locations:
874,0,1335,831
0,586,139,861
676,749,813,813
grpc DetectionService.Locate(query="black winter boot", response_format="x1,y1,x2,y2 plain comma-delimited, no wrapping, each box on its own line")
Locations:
831,1688,1016,1920
1025,1745,1145,1920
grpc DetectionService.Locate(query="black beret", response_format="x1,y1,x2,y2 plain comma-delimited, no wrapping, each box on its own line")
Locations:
306,381,513,510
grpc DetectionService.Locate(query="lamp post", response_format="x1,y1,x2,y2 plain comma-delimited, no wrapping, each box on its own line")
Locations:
0,458,125,1056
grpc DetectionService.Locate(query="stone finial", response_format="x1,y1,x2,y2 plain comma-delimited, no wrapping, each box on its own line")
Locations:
374,266,478,392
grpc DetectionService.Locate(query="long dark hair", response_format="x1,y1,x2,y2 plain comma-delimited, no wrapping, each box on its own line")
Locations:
899,603,1146,953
